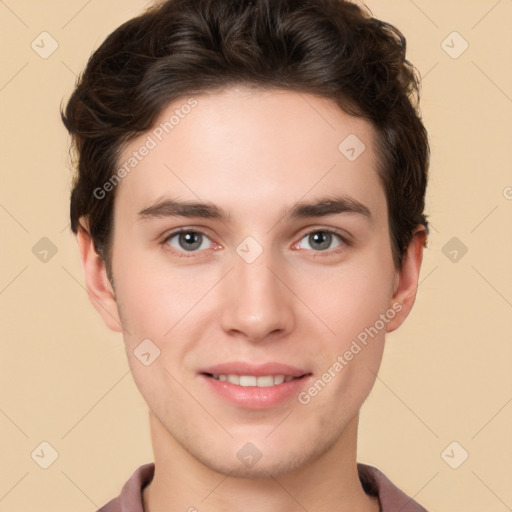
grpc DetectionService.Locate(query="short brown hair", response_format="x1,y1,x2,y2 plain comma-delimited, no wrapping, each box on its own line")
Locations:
62,0,429,268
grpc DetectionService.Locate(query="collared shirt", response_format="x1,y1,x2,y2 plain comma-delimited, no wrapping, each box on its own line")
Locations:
97,462,428,511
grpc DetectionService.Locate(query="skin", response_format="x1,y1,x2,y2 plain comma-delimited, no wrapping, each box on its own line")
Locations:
77,86,426,512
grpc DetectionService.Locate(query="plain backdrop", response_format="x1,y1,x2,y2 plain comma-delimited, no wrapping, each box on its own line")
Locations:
1,1,511,510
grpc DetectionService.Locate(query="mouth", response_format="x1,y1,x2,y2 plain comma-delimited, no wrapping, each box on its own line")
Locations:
202,373,309,387
198,362,313,409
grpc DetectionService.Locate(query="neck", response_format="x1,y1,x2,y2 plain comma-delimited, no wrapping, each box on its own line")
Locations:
142,412,380,512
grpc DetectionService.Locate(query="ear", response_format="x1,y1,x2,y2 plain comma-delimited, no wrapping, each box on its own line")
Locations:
386,226,427,333
76,218,123,333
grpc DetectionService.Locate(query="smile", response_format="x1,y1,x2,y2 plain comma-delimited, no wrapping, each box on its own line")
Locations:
206,374,297,387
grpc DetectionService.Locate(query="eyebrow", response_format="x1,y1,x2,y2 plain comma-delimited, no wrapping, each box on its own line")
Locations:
137,194,372,223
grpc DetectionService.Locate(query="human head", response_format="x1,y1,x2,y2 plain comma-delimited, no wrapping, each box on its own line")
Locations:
62,0,430,482
62,0,429,274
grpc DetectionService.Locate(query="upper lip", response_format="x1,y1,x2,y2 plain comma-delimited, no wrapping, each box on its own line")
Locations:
200,362,310,378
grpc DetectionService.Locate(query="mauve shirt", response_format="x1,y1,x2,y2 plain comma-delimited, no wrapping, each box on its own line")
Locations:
97,462,428,511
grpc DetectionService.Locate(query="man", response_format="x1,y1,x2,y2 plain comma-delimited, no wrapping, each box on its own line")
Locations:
62,0,430,510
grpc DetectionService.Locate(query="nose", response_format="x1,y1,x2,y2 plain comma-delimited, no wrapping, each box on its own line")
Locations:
219,249,295,343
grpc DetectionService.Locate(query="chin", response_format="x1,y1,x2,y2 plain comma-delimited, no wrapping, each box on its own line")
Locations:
205,455,306,479
194,438,327,480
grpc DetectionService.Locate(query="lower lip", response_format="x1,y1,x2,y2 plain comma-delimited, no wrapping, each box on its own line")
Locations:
200,374,312,410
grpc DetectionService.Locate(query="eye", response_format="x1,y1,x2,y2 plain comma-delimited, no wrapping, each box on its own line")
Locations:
164,230,213,253
297,230,345,252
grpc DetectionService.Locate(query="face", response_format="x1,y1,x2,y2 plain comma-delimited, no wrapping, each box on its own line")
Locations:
80,86,422,478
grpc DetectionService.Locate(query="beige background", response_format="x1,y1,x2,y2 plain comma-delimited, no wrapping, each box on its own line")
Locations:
1,0,511,510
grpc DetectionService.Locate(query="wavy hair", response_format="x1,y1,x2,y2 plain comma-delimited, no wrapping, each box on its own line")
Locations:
62,0,429,268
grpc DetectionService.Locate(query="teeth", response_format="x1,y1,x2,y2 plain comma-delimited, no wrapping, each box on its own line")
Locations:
227,375,240,385
239,375,257,386
211,374,296,387
255,376,274,387
273,375,285,385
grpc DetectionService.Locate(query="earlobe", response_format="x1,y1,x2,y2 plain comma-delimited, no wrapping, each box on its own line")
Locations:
76,219,123,333
386,226,427,333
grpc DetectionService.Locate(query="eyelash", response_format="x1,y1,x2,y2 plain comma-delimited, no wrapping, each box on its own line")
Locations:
160,227,351,259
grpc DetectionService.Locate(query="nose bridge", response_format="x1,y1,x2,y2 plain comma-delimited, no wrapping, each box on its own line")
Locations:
219,240,294,340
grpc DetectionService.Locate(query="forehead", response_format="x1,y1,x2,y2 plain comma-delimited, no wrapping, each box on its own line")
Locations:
114,86,386,225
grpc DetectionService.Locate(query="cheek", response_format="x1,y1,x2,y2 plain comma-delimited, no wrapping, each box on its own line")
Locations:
300,254,395,344
295,250,395,404
112,244,211,335
319,254,395,402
